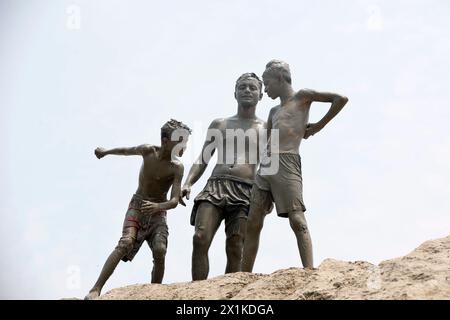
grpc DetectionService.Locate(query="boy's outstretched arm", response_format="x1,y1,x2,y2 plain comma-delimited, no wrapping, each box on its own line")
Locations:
300,90,348,139
141,163,184,214
94,144,154,159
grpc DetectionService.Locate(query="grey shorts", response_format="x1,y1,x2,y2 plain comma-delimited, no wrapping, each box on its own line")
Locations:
119,194,169,262
255,153,306,218
191,175,253,237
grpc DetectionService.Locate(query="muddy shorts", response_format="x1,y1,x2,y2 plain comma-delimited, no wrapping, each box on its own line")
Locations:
118,194,169,262
190,175,253,238
255,153,306,218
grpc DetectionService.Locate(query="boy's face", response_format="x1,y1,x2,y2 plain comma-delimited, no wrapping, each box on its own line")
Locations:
177,136,188,157
234,78,262,107
262,71,282,100
164,134,189,157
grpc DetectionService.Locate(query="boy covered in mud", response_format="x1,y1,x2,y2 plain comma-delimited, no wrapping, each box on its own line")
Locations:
242,60,348,271
85,119,191,299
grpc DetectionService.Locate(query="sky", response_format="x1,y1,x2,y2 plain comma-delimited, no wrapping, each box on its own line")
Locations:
1,0,449,299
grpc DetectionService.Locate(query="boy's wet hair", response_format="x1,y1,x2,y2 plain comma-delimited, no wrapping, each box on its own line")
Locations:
235,72,263,92
264,60,292,84
161,119,192,140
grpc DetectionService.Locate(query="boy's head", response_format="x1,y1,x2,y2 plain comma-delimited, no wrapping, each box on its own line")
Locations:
161,119,192,157
262,60,292,99
234,73,263,107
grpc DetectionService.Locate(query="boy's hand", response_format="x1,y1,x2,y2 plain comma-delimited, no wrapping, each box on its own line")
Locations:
178,196,187,207
181,185,191,200
95,147,107,159
179,185,191,206
141,201,161,215
304,123,324,139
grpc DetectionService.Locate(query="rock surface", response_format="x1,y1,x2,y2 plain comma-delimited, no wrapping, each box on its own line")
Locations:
99,236,450,300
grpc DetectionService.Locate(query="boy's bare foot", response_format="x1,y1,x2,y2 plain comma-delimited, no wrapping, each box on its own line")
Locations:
84,288,100,300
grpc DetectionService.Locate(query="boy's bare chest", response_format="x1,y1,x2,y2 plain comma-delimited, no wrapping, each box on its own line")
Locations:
272,103,309,129
217,121,264,142
142,159,174,182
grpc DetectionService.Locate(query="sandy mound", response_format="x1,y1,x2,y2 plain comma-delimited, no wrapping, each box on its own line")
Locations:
99,235,450,300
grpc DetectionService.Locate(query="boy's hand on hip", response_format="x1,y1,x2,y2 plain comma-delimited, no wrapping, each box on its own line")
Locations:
304,123,323,139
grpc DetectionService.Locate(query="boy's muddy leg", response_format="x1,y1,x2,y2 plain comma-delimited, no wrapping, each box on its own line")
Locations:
84,227,137,299
241,187,268,272
150,233,167,284
192,202,222,280
288,210,313,268
224,214,247,274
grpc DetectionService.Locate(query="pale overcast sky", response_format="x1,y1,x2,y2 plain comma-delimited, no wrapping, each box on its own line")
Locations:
1,0,449,299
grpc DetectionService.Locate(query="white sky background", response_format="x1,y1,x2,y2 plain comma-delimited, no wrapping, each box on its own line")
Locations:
1,0,449,299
